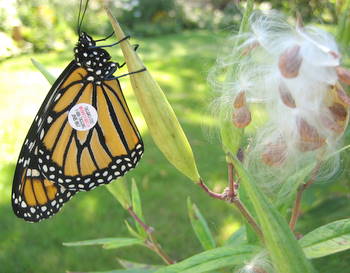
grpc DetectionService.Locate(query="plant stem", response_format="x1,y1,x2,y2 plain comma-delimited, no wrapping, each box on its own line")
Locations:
198,179,226,200
127,207,154,233
289,161,322,231
127,207,175,264
239,0,255,34
227,162,236,197
232,197,264,240
197,178,264,241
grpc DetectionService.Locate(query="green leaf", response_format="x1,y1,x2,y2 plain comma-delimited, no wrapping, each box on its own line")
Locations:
232,158,317,273
131,179,148,238
187,198,216,250
31,58,56,85
63,237,144,249
71,269,155,273
154,245,259,273
220,119,243,155
300,218,350,259
224,226,247,246
125,220,146,240
117,258,161,270
236,178,259,245
106,178,131,209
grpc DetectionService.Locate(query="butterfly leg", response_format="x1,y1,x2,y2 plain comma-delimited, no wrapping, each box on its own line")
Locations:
89,35,130,49
95,31,115,42
107,68,146,80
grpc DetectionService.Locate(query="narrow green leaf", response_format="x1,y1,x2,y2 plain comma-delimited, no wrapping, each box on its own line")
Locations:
63,237,143,249
31,58,56,85
154,245,259,273
125,220,146,240
187,198,216,250
233,158,317,273
300,218,350,259
104,238,145,249
220,119,243,155
117,258,161,270
106,178,131,209
131,179,147,238
236,180,259,244
71,269,155,273
224,226,247,246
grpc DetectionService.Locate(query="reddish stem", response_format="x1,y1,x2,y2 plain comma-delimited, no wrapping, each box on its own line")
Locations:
289,162,322,231
127,207,174,264
197,178,264,241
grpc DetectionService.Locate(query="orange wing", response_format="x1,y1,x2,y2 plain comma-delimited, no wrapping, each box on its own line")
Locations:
36,66,143,191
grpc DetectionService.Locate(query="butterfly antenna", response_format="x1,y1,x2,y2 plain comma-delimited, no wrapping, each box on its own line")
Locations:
77,0,83,35
78,0,90,35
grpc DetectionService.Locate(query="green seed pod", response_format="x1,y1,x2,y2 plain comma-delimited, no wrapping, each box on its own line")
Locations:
105,8,200,182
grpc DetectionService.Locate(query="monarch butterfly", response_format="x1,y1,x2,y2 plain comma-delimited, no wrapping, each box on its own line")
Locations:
12,1,145,222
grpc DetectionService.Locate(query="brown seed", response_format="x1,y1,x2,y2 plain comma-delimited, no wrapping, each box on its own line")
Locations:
261,137,287,167
336,66,350,86
279,82,296,108
232,106,251,128
329,51,340,59
278,45,303,78
329,102,347,121
233,91,246,109
241,41,260,56
297,117,325,151
335,83,350,105
320,114,343,134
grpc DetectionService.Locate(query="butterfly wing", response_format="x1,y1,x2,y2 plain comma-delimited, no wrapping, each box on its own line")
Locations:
12,157,76,222
12,62,79,222
35,66,143,191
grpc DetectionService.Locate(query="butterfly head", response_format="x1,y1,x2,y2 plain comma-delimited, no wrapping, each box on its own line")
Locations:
78,32,96,47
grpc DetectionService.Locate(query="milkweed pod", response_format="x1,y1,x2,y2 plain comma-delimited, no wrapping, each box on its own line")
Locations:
336,66,350,86
322,84,349,134
278,44,303,78
105,8,200,182
106,178,131,209
334,83,350,106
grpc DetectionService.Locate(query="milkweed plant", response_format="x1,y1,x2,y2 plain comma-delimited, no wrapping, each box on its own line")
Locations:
34,4,350,273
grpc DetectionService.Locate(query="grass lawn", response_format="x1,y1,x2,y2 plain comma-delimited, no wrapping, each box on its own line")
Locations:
0,30,349,273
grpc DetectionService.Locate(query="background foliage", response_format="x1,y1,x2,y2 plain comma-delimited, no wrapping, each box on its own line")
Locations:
0,0,348,58
0,0,350,272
